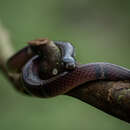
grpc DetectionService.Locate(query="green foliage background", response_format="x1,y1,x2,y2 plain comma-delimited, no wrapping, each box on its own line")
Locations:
0,0,130,130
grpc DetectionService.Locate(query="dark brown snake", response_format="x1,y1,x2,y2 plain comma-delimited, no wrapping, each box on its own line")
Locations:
7,40,130,98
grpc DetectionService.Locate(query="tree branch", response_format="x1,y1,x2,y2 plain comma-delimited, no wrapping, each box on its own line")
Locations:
66,80,130,123
0,22,130,123
0,22,14,64
0,22,22,91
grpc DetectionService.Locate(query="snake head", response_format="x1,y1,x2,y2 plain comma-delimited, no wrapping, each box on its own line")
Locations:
54,41,76,70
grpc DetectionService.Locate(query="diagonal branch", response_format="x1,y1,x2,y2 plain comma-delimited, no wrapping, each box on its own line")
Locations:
0,22,14,64
0,22,130,123
66,80,130,123
0,22,22,91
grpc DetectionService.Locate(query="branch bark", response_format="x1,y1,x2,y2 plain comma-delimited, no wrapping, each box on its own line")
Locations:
0,22,15,82
0,22,130,123
66,81,130,123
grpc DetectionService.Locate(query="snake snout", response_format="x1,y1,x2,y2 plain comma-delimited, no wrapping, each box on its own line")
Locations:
63,57,76,70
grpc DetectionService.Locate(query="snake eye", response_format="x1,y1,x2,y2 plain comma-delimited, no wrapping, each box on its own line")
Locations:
52,68,58,75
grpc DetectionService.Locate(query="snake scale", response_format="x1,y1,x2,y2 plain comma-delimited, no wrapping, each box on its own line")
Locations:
7,39,130,98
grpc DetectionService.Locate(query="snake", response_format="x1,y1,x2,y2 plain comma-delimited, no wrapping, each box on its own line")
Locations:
7,39,130,98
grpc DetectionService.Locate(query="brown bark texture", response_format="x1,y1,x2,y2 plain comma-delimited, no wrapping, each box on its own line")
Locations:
66,80,130,123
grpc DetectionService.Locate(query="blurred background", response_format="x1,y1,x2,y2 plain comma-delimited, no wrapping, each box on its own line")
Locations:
0,0,130,130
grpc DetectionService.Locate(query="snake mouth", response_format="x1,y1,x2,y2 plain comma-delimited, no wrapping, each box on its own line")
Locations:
22,56,49,97
22,56,42,86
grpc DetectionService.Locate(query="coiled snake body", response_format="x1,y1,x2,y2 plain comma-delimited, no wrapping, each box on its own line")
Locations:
7,39,130,98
